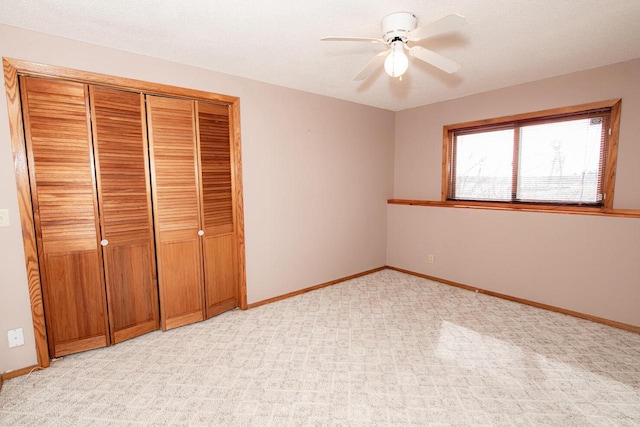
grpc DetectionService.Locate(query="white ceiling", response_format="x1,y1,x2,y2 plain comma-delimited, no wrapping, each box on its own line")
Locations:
1,0,640,111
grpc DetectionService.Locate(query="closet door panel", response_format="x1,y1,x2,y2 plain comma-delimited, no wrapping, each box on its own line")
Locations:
158,238,205,329
90,87,159,343
20,77,109,357
198,103,234,234
203,235,238,317
147,95,204,330
45,252,106,356
197,102,238,317
105,244,157,341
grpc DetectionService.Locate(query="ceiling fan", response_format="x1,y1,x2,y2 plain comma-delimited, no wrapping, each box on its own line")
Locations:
321,12,466,80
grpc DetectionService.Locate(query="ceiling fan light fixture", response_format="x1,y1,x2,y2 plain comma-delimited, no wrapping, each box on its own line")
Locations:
321,11,465,81
384,40,408,77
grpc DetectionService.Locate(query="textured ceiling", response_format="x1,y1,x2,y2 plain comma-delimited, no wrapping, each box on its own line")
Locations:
1,0,640,111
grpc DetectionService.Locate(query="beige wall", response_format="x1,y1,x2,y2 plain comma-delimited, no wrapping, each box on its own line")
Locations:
389,59,640,327
0,24,395,374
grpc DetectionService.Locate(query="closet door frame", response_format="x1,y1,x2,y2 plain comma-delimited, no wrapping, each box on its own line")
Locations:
3,57,247,369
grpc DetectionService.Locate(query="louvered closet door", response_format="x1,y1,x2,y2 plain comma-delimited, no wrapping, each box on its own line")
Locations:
20,77,109,357
90,87,159,343
147,95,205,330
197,102,238,318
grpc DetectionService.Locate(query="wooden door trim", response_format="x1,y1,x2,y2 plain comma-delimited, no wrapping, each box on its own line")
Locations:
2,57,248,370
3,60,50,368
230,99,247,310
18,75,53,358
3,58,239,104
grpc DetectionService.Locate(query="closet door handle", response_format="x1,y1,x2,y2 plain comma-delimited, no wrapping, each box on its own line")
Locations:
198,230,205,236
100,239,109,247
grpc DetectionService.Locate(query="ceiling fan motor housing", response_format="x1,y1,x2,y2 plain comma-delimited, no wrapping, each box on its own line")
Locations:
381,12,418,43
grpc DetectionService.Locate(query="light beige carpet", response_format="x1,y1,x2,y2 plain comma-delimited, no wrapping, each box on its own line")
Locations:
1,269,639,426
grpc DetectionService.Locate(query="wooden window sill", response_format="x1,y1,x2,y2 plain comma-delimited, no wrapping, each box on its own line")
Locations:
387,199,640,218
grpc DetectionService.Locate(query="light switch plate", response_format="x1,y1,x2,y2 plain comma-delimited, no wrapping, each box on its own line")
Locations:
8,328,24,348
0,209,9,227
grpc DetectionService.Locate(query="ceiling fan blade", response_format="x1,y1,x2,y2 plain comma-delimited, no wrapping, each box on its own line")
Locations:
353,51,388,81
408,13,466,41
409,46,461,74
321,36,385,44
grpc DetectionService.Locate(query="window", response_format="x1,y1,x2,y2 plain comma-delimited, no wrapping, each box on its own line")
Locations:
443,100,621,209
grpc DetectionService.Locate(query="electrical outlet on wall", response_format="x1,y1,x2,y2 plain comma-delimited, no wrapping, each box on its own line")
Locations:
428,254,435,264
7,328,24,348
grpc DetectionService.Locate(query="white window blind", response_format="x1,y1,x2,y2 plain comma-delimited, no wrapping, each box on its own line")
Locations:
517,117,605,204
449,110,610,206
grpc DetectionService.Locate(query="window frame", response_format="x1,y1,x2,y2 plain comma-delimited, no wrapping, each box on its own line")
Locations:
442,99,622,210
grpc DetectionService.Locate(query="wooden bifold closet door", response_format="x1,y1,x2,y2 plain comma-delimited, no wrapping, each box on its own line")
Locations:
197,102,239,318
8,59,247,366
147,96,205,330
90,86,160,343
21,77,109,357
148,96,240,330
20,77,159,356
